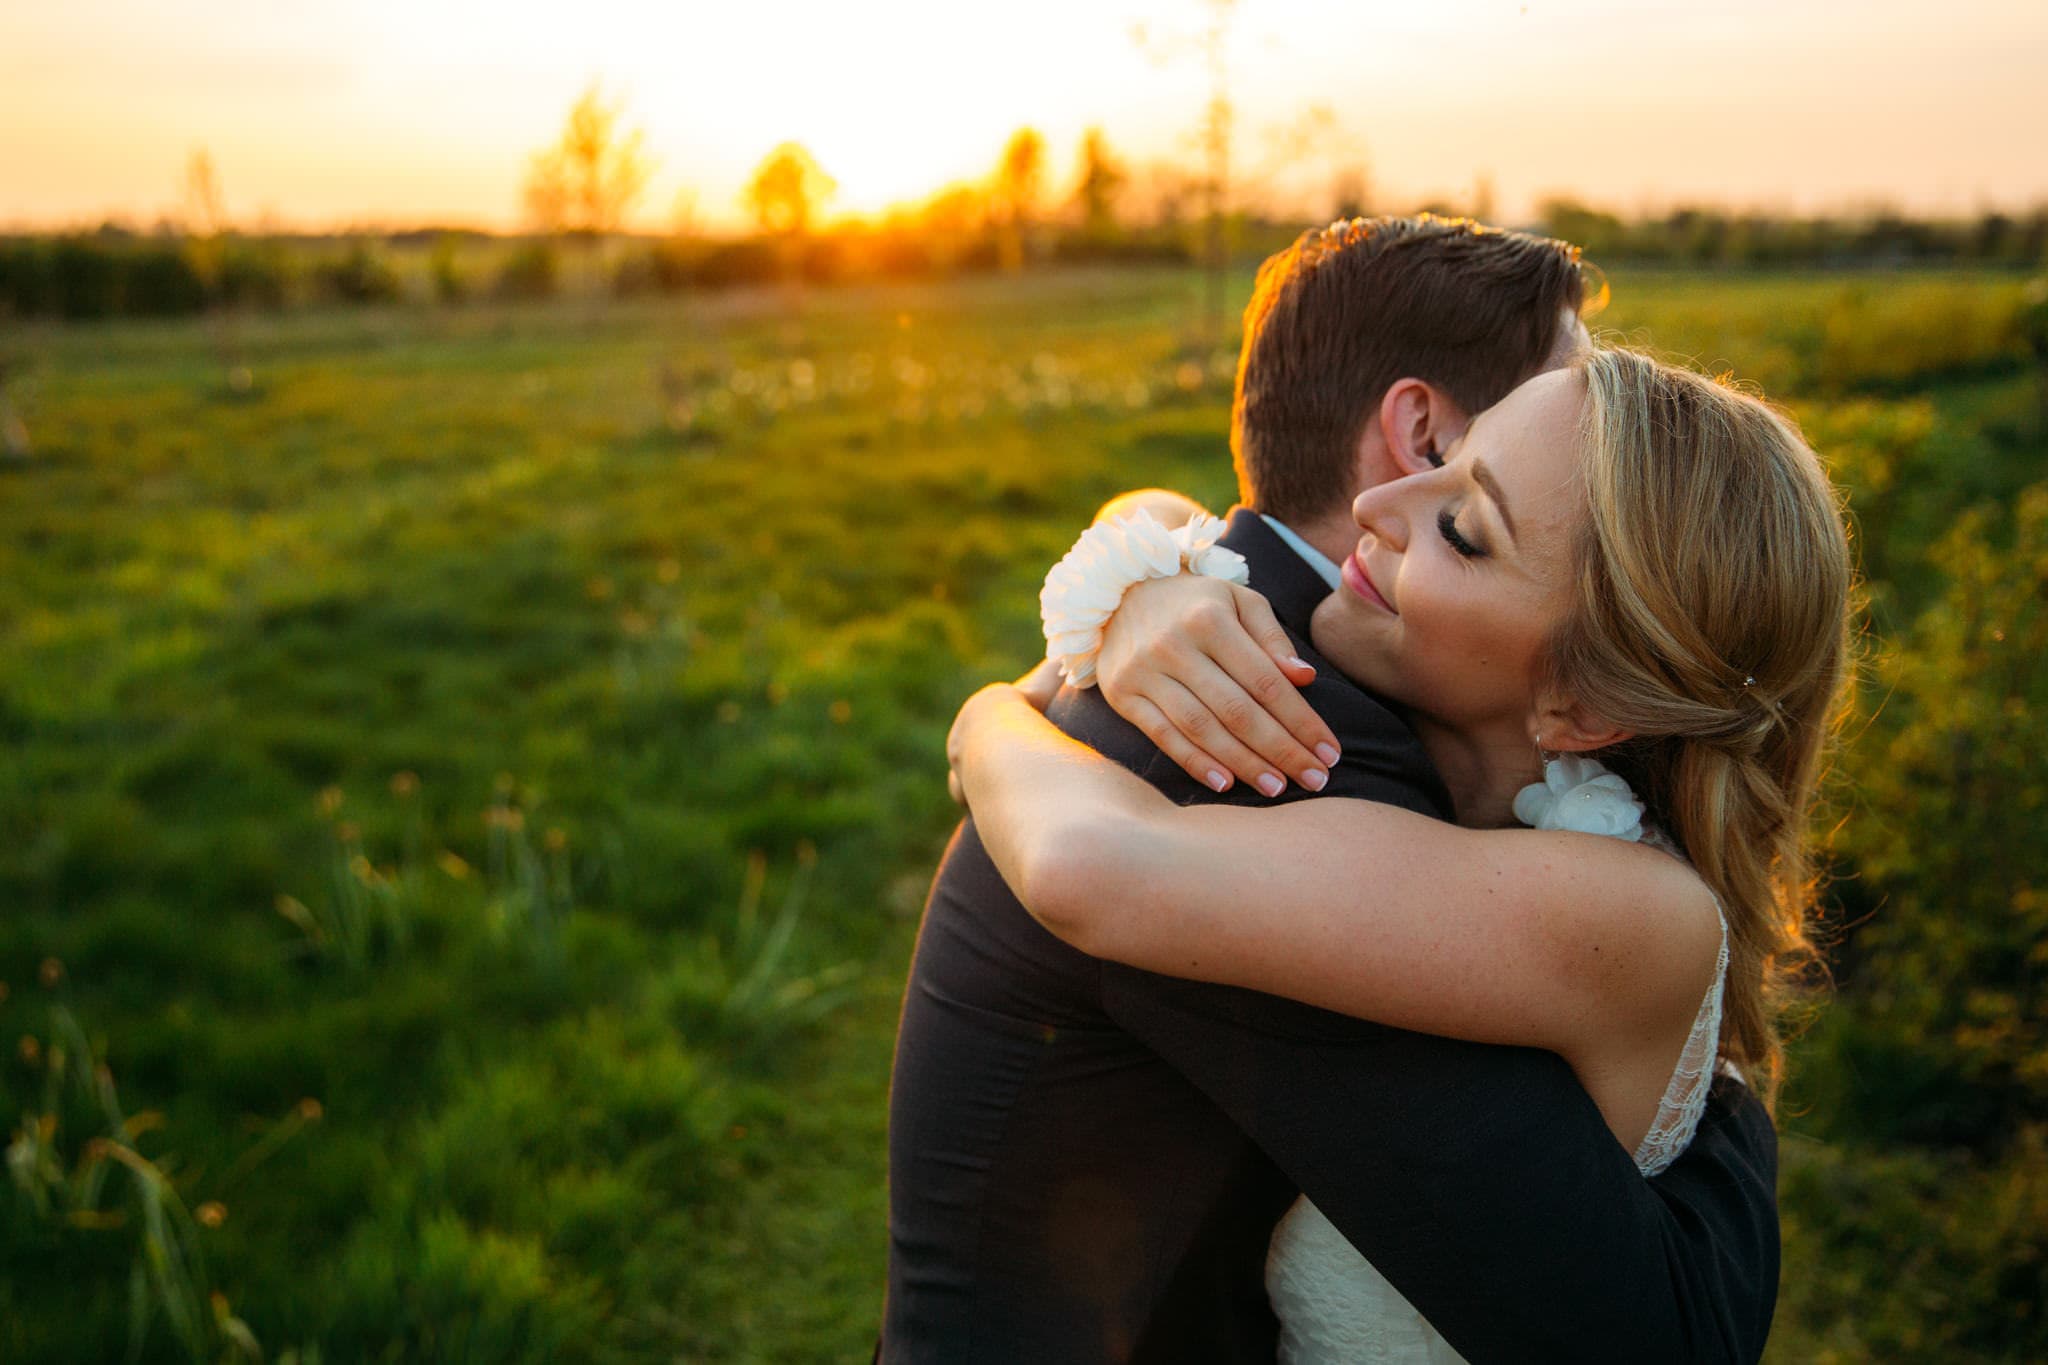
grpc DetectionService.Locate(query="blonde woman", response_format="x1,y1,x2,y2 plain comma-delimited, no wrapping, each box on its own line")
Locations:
947,349,1850,1361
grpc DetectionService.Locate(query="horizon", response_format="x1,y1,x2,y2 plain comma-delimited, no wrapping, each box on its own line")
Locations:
12,198,2045,243
3,0,2045,235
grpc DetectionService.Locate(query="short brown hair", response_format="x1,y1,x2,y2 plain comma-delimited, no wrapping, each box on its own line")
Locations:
1232,215,1584,524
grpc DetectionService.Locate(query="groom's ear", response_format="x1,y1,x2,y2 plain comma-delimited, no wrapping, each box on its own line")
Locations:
1530,693,1634,755
1376,378,1470,480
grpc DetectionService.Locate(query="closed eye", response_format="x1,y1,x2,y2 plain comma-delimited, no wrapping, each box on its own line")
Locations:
1438,509,1484,559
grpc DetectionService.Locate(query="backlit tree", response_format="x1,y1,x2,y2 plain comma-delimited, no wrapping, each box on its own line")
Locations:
523,85,654,239
745,143,835,241
180,149,250,394
993,127,1045,272
523,84,654,297
1134,0,1239,343
1072,127,1127,237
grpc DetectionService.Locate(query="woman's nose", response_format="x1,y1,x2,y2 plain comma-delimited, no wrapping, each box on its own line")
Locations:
1351,482,1409,549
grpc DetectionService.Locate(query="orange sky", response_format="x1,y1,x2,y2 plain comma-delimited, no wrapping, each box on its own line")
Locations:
3,0,2044,232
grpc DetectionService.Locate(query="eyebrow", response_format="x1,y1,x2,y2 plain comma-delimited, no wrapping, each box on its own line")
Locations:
1468,458,1516,540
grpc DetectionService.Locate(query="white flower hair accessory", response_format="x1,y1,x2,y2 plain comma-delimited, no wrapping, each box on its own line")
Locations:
1040,511,1250,688
1511,754,1646,841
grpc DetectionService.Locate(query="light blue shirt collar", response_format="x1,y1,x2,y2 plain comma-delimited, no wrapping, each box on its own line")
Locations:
1259,515,1342,591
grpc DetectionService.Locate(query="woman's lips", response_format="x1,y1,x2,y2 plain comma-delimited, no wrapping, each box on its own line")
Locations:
1341,551,1394,614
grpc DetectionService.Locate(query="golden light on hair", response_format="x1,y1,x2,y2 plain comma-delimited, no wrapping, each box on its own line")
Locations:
1578,261,1611,320
1553,348,1854,1106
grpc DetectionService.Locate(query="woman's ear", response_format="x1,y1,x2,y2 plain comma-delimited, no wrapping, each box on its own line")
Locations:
1377,379,1469,479
1530,693,1633,755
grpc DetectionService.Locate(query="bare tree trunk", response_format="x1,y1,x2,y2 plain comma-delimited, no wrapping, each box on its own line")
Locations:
1131,0,1236,349
1202,157,1226,347
1200,0,1235,350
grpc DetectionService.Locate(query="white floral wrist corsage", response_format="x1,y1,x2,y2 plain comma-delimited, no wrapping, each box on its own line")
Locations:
1039,511,1250,688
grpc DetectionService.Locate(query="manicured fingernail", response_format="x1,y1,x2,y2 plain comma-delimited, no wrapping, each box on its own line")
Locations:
1205,769,1231,792
1300,768,1327,791
1284,656,1315,675
1256,772,1284,797
1315,743,1341,767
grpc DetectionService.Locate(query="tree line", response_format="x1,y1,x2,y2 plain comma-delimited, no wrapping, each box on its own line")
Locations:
6,203,2044,325
2,82,2044,324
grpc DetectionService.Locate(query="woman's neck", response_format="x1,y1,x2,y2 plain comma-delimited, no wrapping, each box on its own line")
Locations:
1408,715,1541,829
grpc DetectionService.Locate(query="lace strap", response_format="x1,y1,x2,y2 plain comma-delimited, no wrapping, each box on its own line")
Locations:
1631,902,1730,1177
1508,759,1732,1178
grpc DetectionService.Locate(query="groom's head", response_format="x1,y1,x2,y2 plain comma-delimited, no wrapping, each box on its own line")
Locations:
1232,215,1588,533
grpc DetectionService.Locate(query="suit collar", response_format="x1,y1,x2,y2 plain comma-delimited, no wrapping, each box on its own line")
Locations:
1257,515,1343,591
1220,506,1335,639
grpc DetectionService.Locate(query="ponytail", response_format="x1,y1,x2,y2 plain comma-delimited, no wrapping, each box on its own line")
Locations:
1551,349,1851,1107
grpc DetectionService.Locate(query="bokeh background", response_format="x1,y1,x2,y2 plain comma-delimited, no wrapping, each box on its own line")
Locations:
3,2,2045,1360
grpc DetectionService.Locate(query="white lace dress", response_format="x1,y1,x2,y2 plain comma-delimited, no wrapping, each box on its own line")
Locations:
1264,761,1730,1365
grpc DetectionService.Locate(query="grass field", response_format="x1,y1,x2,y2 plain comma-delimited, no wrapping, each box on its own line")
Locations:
3,265,2044,1362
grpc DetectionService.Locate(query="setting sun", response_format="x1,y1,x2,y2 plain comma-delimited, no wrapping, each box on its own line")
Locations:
4,0,2043,230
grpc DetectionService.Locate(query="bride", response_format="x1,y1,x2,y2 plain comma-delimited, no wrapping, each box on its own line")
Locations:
945,347,1851,1361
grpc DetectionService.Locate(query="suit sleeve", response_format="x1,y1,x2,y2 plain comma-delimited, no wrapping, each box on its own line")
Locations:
1099,681,1778,1364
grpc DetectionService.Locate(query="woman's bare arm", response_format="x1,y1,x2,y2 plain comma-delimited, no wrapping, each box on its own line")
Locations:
950,683,1721,1066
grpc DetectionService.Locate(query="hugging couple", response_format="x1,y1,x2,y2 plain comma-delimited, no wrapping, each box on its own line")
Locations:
880,216,1849,1362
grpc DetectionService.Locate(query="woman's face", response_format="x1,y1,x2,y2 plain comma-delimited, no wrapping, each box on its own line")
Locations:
1309,368,1589,739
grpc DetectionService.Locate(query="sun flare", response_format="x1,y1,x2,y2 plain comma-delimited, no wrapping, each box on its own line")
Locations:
1,0,2042,229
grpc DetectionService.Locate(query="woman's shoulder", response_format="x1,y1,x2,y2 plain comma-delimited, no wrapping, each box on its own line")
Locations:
1506,758,1722,993
1598,822,1721,939
1483,824,1725,1034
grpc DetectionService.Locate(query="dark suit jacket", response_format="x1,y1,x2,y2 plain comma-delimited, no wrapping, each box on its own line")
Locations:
882,509,1778,1364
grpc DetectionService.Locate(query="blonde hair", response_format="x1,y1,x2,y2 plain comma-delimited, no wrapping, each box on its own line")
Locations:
1550,348,1851,1107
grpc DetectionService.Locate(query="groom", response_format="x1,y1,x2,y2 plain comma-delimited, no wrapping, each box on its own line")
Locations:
882,217,1779,1363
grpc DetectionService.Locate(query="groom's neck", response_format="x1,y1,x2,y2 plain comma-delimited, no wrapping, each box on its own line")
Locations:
1279,507,1363,568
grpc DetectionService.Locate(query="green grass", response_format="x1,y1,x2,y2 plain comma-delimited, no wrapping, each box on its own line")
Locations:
1,265,2043,1362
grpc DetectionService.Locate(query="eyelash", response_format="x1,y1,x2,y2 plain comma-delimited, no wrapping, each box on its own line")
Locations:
1438,509,1484,559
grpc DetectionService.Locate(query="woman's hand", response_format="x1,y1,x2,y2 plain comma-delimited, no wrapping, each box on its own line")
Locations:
1097,576,1339,796
1013,658,1062,713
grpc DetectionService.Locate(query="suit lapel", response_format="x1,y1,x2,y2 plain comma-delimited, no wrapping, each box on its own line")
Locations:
1219,507,1334,640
